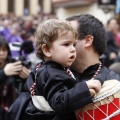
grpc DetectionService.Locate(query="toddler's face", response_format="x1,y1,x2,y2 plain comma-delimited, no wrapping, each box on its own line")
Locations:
48,31,77,67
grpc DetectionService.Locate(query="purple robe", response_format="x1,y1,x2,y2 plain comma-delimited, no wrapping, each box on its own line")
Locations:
8,34,23,58
0,27,11,41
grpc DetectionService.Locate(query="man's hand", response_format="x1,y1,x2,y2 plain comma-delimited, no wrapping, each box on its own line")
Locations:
4,61,22,76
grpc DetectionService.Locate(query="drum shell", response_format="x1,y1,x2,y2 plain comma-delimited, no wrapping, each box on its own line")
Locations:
76,98,120,120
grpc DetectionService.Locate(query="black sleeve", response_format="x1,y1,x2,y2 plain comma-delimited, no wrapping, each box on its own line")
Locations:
50,81,92,115
23,70,35,92
38,69,93,115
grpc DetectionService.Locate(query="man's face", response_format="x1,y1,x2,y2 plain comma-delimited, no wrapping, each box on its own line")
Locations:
71,38,86,71
69,20,86,71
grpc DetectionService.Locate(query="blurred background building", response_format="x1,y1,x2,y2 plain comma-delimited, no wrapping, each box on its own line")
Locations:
0,0,118,24
53,0,117,24
0,0,52,16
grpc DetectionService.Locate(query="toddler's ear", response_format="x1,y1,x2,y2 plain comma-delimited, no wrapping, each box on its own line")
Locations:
41,44,52,57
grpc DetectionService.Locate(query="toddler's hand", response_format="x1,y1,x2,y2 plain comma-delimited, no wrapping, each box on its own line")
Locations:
89,88,96,97
86,79,101,93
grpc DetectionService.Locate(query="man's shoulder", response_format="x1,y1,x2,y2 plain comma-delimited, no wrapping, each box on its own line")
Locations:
102,66,120,81
108,70,120,80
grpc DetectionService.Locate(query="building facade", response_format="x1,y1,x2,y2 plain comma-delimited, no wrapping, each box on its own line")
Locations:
0,0,52,16
0,0,117,24
53,0,116,24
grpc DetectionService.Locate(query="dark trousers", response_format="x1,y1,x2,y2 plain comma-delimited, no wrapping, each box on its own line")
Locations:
0,106,6,120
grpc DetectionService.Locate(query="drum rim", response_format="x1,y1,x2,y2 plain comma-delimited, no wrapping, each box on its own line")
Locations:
93,80,120,102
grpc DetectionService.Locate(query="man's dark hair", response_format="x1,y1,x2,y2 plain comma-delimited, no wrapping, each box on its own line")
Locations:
67,14,107,56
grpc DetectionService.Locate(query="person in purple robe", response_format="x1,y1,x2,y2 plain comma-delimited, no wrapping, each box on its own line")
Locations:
0,19,11,41
7,24,24,58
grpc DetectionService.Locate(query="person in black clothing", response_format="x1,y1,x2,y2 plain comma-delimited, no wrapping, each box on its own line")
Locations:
104,18,119,67
6,15,120,120
13,19,101,120
66,14,120,86
0,36,30,120
66,14,120,120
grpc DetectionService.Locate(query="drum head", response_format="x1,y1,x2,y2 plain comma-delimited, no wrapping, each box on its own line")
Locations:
93,80,120,102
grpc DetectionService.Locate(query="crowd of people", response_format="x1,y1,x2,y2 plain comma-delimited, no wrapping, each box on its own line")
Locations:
0,13,56,120
0,12,120,120
104,17,120,68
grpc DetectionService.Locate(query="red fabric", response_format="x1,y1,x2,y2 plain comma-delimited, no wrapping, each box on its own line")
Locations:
115,33,120,47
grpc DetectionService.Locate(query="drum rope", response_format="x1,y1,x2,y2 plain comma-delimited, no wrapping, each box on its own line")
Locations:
83,107,95,120
106,102,108,117
76,107,96,120
78,97,120,120
102,98,120,120
75,112,83,120
93,97,120,120
103,109,120,120
107,97,120,110
93,103,108,117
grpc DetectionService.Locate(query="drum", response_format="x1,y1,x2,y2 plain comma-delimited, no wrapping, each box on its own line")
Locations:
75,80,120,120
